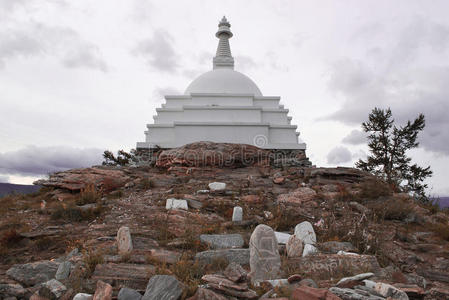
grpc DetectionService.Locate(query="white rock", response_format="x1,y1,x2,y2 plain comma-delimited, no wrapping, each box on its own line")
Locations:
294,221,316,245
117,226,133,254
208,182,226,191
232,206,243,222
302,244,318,257
274,232,291,244
363,280,409,300
197,189,210,194
165,198,188,210
337,250,359,256
73,293,93,300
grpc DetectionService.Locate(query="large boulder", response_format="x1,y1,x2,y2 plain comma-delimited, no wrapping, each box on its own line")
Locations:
249,224,281,283
142,275,184,300
6,260,59,287
34,167,129,191
156,142,270,168
294,221,317,245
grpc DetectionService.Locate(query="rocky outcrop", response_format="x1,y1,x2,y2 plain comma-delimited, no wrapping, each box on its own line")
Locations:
156,141,270,168
34,167,129,191
6,260,59,287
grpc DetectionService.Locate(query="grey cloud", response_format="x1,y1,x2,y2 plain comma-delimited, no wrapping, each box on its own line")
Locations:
327,146,352,165
342,129,367,145
0,21,108,71
0,146,103,176
133,29,178,73
326,18,449,155
62,45,108,72
235,55,257,72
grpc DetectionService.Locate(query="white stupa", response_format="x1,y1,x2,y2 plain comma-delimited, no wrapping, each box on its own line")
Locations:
137,17,306,151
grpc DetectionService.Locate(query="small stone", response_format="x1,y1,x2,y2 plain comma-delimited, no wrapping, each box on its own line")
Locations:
336,272,374,287
117,226,133,255
273,177,285,184
232,206,243,222
208,182,226,191
286,235,304,258
241,195,261,203
66,248,80,260
200,234,244,249
337,250,359,256
55,261,72,281
165,198,188,210
302,244,318,257
38,279,67,299
186,198,202,209
224,262,247,282
294,221,316,245
249,224,281,283
274,232,291,244
73,293,93,300
142,275,184,300
93,280,112,300
201,274,248,291
118,287,142,300
264,211,273,219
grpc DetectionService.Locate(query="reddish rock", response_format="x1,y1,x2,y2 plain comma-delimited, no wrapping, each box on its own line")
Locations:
241,195,262,204
287,274,302,283
291,286,341,300
156,141,270,168
277,187,317,205
224,262,247,283
273,177,285,184
34,167,129,191
425,287,449,300
92,280,112,300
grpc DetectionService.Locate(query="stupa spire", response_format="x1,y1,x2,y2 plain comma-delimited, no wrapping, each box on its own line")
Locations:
213,16,234,69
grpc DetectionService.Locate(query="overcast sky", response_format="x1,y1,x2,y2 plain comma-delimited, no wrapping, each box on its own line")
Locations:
1,0,448,196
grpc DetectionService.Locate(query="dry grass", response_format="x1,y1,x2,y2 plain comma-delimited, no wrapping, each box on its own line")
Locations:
370,197,414,221
358,178,393,201
83,249,104,275
101,177,124,193
51,203,104,222
428,222,449,241
0,229,22,247
267,205,299,232
76,183,102,205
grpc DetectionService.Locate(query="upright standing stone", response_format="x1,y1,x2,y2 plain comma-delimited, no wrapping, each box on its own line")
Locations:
294,221,316,245
55,261,72,281
117,226,133,255
232,206,243,222
249,224,281,283
93,280,112,300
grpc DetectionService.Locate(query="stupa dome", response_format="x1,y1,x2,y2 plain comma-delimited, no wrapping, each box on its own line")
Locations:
185,68,262,96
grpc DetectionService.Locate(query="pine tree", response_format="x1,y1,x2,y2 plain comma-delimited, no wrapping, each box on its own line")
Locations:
356,107,432,201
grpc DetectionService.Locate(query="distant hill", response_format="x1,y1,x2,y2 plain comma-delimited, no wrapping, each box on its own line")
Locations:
0,182,41,197
436,197,449,208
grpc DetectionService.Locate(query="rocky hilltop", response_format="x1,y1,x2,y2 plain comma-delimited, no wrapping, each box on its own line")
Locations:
1,142,448,300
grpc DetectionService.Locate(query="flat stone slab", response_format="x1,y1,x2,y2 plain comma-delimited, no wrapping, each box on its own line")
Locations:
195,249,250,265
288,254,381,280
92,263,155,291
142,275,184,300
165,198,188,210
200,234,244,249
6,260,59,287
